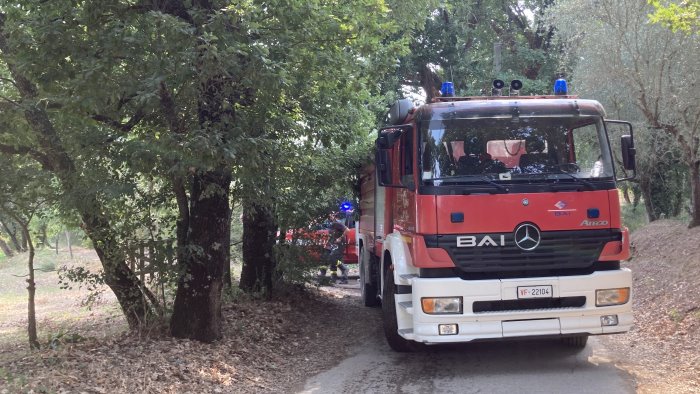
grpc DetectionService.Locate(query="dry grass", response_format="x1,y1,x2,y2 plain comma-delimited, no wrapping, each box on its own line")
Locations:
0,248,126,359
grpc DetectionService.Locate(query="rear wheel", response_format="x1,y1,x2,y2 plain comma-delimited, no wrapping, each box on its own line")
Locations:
360,247,379,307
382,263,418,352
561,334,589,348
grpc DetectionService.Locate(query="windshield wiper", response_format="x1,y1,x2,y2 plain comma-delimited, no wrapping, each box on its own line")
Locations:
424,175,508,193
548,169,595,191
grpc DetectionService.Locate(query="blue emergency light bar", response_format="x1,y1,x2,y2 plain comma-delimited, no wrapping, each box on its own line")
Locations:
554,78,568,95
441,82,455,97
340,201,353,212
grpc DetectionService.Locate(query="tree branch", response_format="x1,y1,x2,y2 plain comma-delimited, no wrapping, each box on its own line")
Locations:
91,109,145,132
0,142,51,168
158,82,186,134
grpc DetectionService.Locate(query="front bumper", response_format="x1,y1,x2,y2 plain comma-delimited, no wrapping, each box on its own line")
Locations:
395,269,632,344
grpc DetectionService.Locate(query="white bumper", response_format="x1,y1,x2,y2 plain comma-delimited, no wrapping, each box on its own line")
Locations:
395,269,633,344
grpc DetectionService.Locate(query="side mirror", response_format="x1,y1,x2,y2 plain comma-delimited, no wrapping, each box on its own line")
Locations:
376,127,404,149
621,135,636,171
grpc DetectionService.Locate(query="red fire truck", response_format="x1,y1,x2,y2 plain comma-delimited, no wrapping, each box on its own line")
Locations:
356,79,636,351
286,213,358,265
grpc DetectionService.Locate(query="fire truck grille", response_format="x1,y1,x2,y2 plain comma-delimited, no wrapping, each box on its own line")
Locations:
423,229,622,274
472,296,587,313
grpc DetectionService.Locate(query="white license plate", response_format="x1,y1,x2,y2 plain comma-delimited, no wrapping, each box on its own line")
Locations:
517,285,553,299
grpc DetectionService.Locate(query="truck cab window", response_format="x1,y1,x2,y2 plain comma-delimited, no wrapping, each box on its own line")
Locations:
572,123,613,178
420,116,614,185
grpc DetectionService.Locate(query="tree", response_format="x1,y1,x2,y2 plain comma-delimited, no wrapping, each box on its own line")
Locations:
395,1,563,102
0,0,429,342
0,16,158,329
229,0,428,294
550,0,700,227
648,0,700,34
0,155,56,349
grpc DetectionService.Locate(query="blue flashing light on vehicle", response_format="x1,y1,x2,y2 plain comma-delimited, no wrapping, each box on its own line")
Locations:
441,81,455,97
554,78,568,95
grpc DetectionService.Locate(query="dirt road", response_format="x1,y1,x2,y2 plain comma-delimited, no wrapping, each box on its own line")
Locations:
300,284,635,394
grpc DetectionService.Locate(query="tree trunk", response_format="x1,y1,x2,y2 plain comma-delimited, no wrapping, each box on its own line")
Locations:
689,162,700,228
621,184,632,205
40,223,54,249
23,225,40,350
172,175,189,271
239,201,277,295
0,239,13,257
1,218,24,253
420,63,442,103
170,168,231,342
80,206,156,328
222,204,232,289
66,231,73,259
639,176,658,222
20,228,27,251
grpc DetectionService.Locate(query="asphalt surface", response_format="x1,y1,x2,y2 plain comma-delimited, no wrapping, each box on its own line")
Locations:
299,283,635,394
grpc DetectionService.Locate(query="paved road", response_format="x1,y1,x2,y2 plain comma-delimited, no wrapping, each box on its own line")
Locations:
299,317,635,394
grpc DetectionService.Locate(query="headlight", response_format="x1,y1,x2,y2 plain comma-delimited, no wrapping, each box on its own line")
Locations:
596,288,630,306
421,297,462,314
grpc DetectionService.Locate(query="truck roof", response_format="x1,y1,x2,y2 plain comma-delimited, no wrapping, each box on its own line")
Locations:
412,97,607,122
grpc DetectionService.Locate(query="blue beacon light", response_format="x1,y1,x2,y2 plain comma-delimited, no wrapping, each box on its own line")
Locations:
340,201,353,212
441,81,455,97
554,78,568,95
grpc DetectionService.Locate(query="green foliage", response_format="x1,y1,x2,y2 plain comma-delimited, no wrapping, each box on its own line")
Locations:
274,244,325,287
58,265,104,292
549,0,699,225
38,260,56,272
648,0,700,33
46,329,86,350
395,1,563,100
621,199,649,234
0,0,435,326
0,367,28,390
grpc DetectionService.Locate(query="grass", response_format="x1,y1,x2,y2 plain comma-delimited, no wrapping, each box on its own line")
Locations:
668,308,685,323
0,247,127,354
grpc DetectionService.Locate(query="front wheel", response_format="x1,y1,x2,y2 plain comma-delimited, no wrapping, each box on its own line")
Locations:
360,247,379,307
382,264,419,352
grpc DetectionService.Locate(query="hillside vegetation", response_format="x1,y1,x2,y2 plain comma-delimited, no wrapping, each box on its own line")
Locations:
600,220,700,393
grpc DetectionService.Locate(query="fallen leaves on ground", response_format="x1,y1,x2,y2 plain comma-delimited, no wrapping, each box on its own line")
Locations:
599,219,700,393
0,285,380,393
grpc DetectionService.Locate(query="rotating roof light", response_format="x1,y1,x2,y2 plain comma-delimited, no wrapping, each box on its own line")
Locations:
554,78,568,95
441,82,455,97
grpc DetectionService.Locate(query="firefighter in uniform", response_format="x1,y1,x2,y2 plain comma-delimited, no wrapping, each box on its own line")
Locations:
319,219,349,284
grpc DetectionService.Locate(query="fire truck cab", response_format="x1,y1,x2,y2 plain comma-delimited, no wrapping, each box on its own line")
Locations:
357,80,637,351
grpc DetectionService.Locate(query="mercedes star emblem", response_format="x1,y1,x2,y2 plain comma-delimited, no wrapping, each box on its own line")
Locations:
514,223,541,251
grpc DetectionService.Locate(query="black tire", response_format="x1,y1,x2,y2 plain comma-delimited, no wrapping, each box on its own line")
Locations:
360,247,380,307
561,334,589,348
382,263,418,352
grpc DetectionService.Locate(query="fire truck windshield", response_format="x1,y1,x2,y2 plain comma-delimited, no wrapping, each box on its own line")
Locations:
420,116,614,186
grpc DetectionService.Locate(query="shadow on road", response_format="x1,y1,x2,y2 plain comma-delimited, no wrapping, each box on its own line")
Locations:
300,332,636,394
